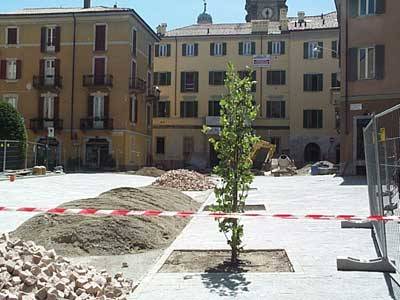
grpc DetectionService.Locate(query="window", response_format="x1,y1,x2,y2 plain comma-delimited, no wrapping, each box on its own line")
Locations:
268,41,285,55
331,73,340,88
43,96,54,119
238,70,257,92
210,42,226,56
93,95,105,119
156,44,171,57
181,72,199,92
304,41,323,59
183,137,194,160
154,72,171,86
358,47,375,80
182,43,198,56
303,110,323,129
180,101,198,118
267,70,286,85
146,104,152,127
359,0,376,16
266,100,286,119
304,74,323,91
94,24,106,51
156,137,165,154
132,29,137,56
148,45,153,67
208,100,221,116
6,60,17,80
209,71,226,85
47,27,56,48
130,95,138,123
332,40,338,58
154,101,170,118
239,41,255,56
6,27,18,45
2,95,18,109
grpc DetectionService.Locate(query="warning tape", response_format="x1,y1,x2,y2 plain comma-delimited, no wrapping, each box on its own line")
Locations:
0,207,399,222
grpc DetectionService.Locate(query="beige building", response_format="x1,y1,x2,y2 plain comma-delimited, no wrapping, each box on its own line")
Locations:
0,1,159,170
153,0,340,169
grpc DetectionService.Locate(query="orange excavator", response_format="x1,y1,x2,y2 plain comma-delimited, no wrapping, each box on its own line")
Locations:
251,140,277,171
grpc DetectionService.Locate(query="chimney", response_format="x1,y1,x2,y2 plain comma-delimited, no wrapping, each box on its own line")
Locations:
84,0,91,8
298,11,305,23
157,23,167,37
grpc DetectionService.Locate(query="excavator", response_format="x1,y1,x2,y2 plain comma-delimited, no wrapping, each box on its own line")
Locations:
251,140,277,171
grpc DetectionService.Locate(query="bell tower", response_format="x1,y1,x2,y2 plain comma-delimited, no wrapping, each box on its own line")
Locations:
245,0,287,22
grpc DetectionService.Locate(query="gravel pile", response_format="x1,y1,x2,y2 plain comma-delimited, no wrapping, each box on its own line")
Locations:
0,234,133,300
152,169,215,191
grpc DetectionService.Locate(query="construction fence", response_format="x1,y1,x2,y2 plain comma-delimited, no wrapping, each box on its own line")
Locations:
364,104,400,282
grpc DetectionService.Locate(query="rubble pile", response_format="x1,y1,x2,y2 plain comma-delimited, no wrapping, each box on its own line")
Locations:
153,169,215,191
0,234,133,300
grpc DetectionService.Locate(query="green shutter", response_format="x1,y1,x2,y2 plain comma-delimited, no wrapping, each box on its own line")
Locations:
267,42,272,54
281,71,286,85
303,74,309,91
155,44,160,57
239,42,243,55
349,0,359,17
167,44,171,56
194,72,199,92
194,44,199,56
167,72,171,85
281,101,286,118
318,74,323,91
180,102,184,118
223,43,227,55
348,48,358,81
181,72,185,92
153,72,159,85
376,0,385,14
210,43,214,56
280,41,285,54
251,42,256,55
267,71,272,85
375,45,385,80
209,71,214,85
304,42,309,59
182,44,187,56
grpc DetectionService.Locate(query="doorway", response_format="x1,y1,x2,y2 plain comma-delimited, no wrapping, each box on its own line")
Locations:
44,59,55,86
94,57,106,85
304,143,321,163
85,138,111,169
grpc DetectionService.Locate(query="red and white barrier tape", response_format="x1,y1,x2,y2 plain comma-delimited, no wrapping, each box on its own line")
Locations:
0,207,399,222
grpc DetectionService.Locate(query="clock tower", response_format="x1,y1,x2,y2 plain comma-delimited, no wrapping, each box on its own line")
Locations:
245,0,287,22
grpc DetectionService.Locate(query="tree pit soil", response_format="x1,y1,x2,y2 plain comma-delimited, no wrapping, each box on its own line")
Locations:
11,186,200,257
160,250,294,273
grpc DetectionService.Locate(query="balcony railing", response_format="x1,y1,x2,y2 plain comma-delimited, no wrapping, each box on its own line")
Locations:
80,118,114,130
33,75,62,90
146,86,160,101
83,75,113,88
205,116,221,126
129,77,146,93
30,118,63,131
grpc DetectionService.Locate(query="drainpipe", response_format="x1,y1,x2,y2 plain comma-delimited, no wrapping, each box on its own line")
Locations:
174,36,178,116
260,35,263,117
70,13,77,140
344,1,349,135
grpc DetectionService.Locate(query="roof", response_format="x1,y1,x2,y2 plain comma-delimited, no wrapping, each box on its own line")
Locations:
165,12,338,37
0,6,159,41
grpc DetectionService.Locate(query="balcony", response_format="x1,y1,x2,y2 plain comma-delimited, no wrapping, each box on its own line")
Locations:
33,75,62,91
129,77,146,93
83,75,113,88
80,118,114,130
146,86,161,101
30,118,63,132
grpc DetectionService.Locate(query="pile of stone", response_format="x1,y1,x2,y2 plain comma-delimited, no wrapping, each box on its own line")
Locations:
153,169,215,191
0,234,133,300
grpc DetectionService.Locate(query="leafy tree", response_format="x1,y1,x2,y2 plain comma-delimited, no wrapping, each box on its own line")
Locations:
204,63,260,264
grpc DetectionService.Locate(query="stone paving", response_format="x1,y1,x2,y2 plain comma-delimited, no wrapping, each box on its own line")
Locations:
132,175,396,300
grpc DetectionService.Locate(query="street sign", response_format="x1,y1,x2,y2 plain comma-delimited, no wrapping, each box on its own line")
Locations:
253,55,271,68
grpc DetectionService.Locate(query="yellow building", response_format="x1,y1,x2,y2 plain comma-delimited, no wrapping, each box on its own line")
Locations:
153,0,340,169
0,1,159,170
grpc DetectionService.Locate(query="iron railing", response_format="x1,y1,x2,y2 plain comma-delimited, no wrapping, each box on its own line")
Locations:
33,75,63,90
129,77,146,93
82,75,113,87
30,118,63,131
80,118,114,130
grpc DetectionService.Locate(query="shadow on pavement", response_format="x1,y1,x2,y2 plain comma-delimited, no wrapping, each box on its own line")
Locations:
337,176,367,186
201,262,252,297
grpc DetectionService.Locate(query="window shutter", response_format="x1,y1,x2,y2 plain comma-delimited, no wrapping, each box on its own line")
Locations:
281,71,286,85
0,60,6,79
267,71,272,85
303,74,309,91
194,102,198,117
166,102,170,117
104,96,110,118
39,97,44,118
267,42,272,54
39,60,45,78
251,42,256,55
129,98,133,122
209,71,214,85
375,45,385,80
55,60,61,83
304,42,309,59
55,26,61,52
239,42,243,55
132,30,137,56
153,72,159,85
95,25,106,51
180,102,184,118
194,72,199,92
40,27,46,53
303,110,307,128
348,48,358,81
181,72,185,92
222,43,227,55
134,98,138,123
318,42,324,58
210,43,215,56
167,72,171,85
350,0,359,17
281,101,286,118
54,97,60,120
194,44,199,56
16,60,22,80
331,41,338,58
266,101,271,118
280,41,285,54
155,44,160,57
376,0,385,14
167,44,171,56
182,44,187,56
331,73,337,87
88,96,94,117
318,74,323,91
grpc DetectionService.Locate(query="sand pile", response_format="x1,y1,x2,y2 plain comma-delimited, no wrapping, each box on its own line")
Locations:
11,187,200,257
152,169,215,191
134,167,165,177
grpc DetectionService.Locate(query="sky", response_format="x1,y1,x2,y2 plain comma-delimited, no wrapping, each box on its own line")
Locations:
0,0,336,30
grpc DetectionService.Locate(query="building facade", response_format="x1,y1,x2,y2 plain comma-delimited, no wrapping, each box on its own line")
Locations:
335,0,400,175
0,2,159,170
153,0,340,170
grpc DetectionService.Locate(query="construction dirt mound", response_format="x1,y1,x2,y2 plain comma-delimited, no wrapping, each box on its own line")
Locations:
134,167,166,177
11,187,200,257
152,169,216,191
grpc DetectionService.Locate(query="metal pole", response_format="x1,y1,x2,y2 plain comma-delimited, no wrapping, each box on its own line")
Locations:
24,142,28,170
3,140,7,173
34,144,37,167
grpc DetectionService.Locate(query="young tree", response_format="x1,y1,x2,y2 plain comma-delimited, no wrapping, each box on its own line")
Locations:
204,63,259,265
